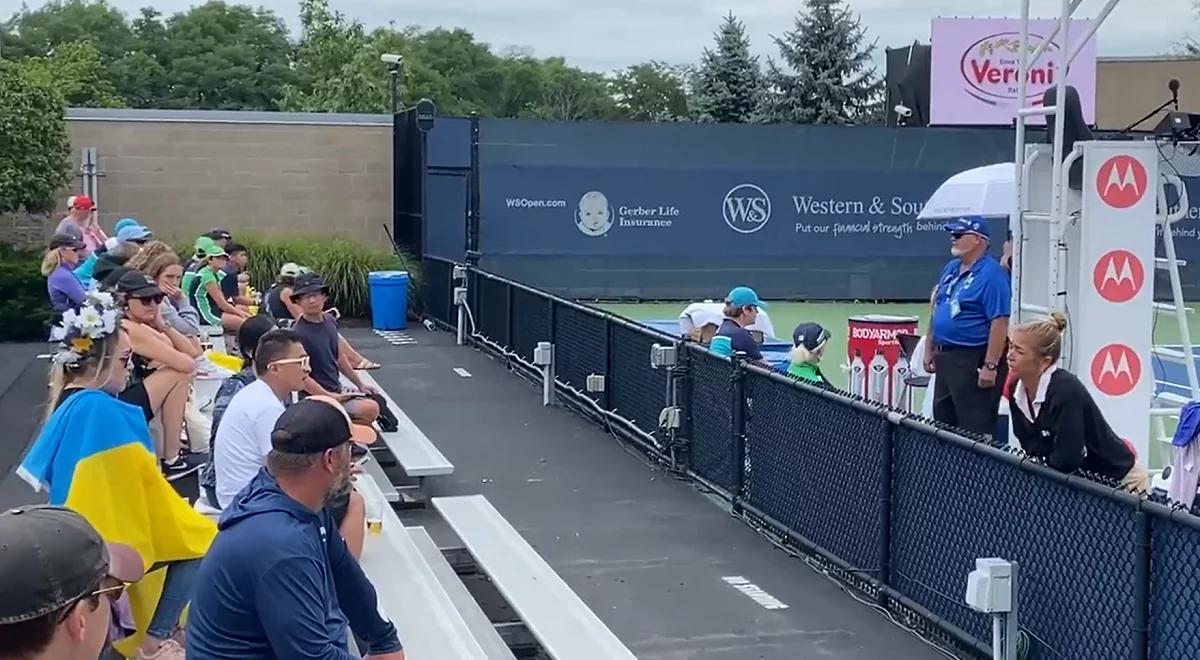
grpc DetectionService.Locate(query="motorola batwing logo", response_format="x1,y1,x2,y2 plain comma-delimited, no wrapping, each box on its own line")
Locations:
722,184,771,234
1092,249,1144,303
1096,155,1147,209
1090,343,1141,397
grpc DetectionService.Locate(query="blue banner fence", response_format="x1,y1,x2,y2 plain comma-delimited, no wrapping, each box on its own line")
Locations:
422,254,1200,660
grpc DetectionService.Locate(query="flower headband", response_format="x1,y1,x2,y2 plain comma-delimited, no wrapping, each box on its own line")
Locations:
49,291,121,368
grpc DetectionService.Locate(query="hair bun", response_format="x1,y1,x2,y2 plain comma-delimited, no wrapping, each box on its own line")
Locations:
1049,311,1068,332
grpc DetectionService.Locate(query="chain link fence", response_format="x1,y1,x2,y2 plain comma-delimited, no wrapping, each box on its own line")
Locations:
422,257,454,327
445,262,1200,660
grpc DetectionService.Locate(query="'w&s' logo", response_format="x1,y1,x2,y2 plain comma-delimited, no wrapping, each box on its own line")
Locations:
723,184,771,234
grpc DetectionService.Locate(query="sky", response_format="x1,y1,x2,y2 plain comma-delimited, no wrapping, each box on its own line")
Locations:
97,0,1199,73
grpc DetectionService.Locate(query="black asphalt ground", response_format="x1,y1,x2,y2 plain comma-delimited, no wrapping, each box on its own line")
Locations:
0,343,51,509
349,327,951,660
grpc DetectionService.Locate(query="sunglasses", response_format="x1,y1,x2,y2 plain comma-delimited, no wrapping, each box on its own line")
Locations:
269,356,311,370
56,578,127,622
134,294,164,305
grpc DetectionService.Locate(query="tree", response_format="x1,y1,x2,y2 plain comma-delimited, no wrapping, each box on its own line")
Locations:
0,0,133,64
0,60,71,213
760,0,884,125
19,40,124,107
690,13,764,123
281,0,387,113
158,1,295,110
610,61,689,121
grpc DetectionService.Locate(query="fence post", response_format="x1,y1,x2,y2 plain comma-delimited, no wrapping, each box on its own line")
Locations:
674,346,693,471
602,319,613,409
504,281,514,349
466,113,481,259
730,357,747,509
877,415,898,608
1133,508,1150,660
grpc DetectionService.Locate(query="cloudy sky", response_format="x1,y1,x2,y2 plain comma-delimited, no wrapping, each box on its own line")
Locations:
103,0,1198,72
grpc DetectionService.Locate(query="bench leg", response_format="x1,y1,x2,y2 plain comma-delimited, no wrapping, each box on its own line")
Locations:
393,476,428,510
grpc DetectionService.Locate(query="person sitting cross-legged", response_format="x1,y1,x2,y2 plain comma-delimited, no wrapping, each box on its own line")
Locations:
186,397,403,660
290,272,381,426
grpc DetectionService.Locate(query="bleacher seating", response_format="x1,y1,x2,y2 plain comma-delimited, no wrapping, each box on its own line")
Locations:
433,495,638,660
358,371,453,506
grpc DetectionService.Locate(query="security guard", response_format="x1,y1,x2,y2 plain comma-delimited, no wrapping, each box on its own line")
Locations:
923,216,1011,437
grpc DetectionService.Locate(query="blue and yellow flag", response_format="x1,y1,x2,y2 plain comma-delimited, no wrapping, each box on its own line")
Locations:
19,389,216,656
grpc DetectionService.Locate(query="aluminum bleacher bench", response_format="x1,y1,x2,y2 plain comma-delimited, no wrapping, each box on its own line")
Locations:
433,495,638,660
357,372,453,507
353,472,492,660
407,527,518,660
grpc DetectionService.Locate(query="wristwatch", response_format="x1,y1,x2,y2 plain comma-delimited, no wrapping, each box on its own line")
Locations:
983,361,999,371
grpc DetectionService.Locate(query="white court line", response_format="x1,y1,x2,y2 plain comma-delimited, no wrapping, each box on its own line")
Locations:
721,576,789,610
453,367,472,378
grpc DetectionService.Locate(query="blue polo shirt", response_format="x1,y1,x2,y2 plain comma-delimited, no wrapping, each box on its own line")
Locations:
931,254,1011,348
710,319,763,360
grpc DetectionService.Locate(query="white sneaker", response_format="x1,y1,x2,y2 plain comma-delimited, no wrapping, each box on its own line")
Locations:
136,638,186,659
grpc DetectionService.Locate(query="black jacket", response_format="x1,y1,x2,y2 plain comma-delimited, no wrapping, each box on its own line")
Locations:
1009,369,1135,480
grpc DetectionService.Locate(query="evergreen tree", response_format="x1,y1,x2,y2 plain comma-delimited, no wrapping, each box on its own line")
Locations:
761,0,883,125
690,13,763,123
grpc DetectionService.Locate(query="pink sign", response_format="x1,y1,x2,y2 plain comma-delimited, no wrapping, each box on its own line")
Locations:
929,17,1098,126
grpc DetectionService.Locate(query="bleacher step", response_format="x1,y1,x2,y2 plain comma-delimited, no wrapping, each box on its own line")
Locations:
408,527,518,660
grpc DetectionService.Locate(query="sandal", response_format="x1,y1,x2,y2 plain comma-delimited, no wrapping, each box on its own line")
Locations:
355,359,382,370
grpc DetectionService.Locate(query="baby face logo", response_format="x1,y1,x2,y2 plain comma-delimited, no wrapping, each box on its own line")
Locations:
576,191,613,237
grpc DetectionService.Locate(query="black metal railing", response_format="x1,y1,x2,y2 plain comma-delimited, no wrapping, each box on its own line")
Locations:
424,257,1200,660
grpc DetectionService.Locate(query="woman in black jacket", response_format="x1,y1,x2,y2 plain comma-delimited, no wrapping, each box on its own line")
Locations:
1006,312,1149,492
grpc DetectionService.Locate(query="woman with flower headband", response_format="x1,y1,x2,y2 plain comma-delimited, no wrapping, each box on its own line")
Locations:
114,269,206,479
19,290,215,660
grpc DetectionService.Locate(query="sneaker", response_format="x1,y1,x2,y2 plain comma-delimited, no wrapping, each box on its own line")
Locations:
136,639,186,660
161,452,207,481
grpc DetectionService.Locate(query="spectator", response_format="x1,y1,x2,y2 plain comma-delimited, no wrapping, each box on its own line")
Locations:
185,239,250,333
187,397,403,660
923,217,1011,437
129,247,202,340
204,316,278,479
788,322,833,386
43,233,88,315
70,217,146,287
19,290,215,660
220,242,254,309
206,228,233,250
708,287,768,364
0,505,145,660
55,195,105,259
291,272,381,426
1007,313,1149,491
91,242,142,290
115,223,153,247
679,300,777,344
267,263,380,370
116,270,205,479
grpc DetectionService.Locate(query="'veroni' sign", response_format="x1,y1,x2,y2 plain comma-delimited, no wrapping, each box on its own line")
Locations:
929,17,1098,126
482,167,974,258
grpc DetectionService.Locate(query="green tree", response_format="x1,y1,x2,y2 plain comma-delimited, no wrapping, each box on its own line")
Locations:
159,1,295,110
403,28,508,116
108,8,170,107
0,0,133,63
523,58,618,121
18,40,124,107
691,13,764,123
761,0,883,124
281,0,389,113
610,61,689,121
0,60,71,213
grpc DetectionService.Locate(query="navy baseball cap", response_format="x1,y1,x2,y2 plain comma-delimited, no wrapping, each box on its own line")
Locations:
943,216,990,241
726,286,767,309
792,322,830,351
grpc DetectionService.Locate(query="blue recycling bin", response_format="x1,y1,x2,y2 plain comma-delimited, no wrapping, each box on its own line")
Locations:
368,271,409,331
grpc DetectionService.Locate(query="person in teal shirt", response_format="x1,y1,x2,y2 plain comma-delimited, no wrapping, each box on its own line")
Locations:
788,322,833,387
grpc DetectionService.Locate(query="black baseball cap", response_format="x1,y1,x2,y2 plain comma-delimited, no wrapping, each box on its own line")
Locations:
290,272,328,300
0,506,143,624
115,270,162,299
49,233,86,251
271,396,377,454
792,322,831,351
205,228,232,241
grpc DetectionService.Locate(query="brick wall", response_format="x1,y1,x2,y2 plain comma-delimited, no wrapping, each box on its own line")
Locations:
0,212,51,251
64,110,393,247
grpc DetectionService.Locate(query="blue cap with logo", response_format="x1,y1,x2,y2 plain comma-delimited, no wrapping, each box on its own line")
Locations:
726,286,767,309
943,216,990,241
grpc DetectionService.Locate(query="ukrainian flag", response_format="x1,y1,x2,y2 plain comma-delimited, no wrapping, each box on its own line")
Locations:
19,389,216,657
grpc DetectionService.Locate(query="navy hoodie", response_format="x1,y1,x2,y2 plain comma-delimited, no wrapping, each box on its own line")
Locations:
186,468,402,659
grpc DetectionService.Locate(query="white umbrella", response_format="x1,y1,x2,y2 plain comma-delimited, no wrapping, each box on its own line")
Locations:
917,162,1015,220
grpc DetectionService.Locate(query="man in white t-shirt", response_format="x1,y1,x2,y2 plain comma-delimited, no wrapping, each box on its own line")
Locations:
679,301,776,341
213,329,312,508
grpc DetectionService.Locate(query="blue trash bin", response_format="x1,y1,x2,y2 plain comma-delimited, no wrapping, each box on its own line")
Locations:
368,271,409,331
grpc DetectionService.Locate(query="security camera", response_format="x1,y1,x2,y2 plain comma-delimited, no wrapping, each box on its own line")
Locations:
894,104,913,118
380,53,403,65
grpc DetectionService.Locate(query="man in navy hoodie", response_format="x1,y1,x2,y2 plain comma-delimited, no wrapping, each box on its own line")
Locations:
186,396,404,659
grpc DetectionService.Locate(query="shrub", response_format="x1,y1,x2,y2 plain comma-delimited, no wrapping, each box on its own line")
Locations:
0,61,71,214
0,243,55,342
177,235,423,319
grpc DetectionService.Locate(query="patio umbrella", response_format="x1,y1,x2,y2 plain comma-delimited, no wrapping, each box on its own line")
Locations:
917,162,1014,220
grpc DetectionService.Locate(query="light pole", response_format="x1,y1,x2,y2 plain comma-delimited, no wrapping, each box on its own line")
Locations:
380,53,403,114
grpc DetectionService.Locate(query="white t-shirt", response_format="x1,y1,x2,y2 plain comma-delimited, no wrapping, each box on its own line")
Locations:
213,378,287,508
678,302,776,339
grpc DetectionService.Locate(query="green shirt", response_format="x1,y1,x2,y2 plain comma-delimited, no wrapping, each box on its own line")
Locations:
788,361,829,386
188,265,225,326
